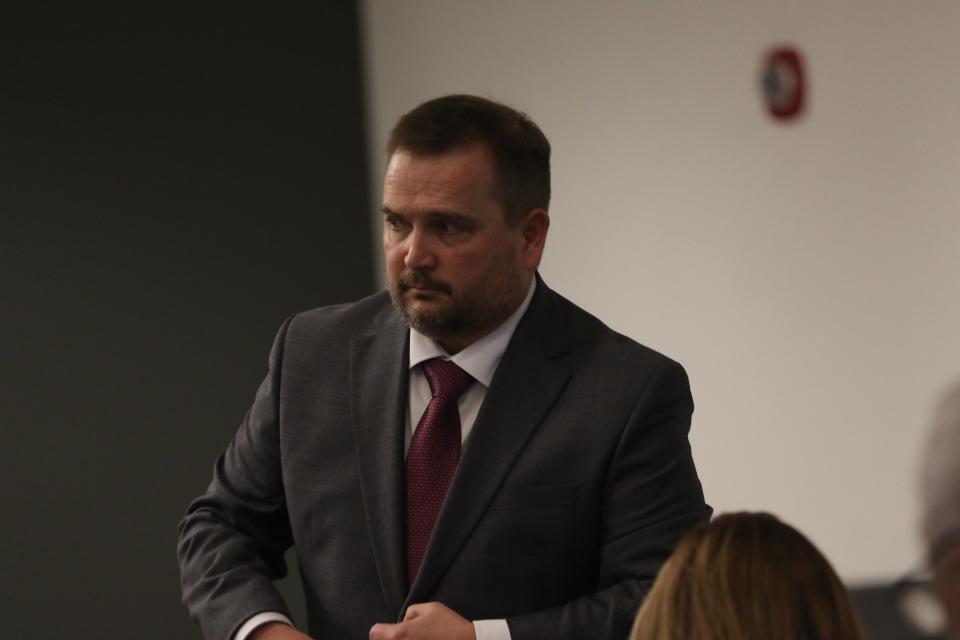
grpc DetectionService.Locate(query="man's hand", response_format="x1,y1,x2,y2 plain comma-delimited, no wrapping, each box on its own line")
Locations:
369,602,476,640
249,622,313,640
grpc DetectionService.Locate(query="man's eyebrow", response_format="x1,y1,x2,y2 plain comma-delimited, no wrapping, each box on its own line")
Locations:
381,205,471,220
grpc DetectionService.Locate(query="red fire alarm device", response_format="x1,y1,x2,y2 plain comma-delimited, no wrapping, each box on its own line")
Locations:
761,46,806,121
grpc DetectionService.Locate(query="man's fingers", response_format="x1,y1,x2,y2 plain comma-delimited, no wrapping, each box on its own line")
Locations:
371,603,470,640
403,603,428,621
369,622,395,640
370,621,414,640
370,607,426,639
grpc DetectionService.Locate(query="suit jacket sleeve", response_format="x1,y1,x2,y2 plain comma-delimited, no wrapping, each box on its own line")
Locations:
177,317,295,640
505,358,710,640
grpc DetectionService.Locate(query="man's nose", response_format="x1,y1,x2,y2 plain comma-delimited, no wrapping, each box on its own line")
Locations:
403,229,436,270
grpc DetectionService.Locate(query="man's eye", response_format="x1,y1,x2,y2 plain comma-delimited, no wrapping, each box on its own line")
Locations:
386,217,407,232
436,221,465,234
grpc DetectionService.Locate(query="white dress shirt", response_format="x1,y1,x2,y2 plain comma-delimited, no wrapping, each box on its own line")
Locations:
236,279,535,640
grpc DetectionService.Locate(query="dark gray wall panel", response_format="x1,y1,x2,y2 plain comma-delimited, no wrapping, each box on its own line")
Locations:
0,3,373,637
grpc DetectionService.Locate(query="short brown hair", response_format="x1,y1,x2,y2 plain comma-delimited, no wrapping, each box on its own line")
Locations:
631,512,868,640
386,94,550,225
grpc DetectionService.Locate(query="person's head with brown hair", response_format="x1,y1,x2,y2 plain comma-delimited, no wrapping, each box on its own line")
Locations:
631,512,868,640
386,94,550,226
381,95,552,353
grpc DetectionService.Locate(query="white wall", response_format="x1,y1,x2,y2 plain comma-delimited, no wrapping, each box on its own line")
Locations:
360,0,960,582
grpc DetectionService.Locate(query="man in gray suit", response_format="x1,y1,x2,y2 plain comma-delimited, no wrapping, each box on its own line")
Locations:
178,95,710,640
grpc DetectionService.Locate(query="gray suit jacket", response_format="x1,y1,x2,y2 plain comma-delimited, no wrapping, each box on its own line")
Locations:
178,278,710,640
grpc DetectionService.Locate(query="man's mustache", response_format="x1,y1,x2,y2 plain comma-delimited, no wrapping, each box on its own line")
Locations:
397,272,452,295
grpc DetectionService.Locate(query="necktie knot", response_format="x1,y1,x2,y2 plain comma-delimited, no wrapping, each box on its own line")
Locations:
422,359,473,400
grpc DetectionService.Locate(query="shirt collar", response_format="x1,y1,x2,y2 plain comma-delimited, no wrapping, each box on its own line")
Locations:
408,277,536,387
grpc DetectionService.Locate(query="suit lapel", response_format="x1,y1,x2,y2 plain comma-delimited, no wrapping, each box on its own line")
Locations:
405,279,573,604
350,306,409,617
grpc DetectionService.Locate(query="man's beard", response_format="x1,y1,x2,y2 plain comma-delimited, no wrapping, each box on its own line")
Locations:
389,272,465,335
388,271,515,343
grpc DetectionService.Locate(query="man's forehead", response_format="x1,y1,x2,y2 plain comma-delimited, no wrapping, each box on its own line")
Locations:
383,145,497,201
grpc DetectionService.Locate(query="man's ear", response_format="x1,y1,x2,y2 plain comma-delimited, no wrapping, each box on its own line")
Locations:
519,208,549,270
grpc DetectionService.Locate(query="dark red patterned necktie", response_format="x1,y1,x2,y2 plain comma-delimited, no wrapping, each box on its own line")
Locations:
405,358,474,587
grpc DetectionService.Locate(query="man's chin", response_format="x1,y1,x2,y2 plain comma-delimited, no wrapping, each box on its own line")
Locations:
405,309,456,333
408,301,474,336
390,287,476,338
